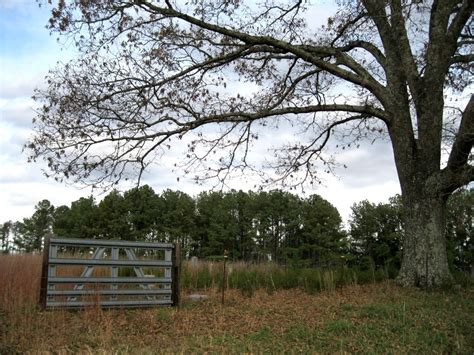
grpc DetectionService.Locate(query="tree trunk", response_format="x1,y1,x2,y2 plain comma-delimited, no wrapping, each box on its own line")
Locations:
397,194,452,287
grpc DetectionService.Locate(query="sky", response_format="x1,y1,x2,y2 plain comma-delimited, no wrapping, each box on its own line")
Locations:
0,1,401,225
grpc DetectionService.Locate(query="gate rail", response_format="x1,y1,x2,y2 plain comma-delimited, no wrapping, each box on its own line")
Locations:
39,236,180,309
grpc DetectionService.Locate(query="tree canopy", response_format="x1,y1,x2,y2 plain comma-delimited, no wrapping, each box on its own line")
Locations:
12,200,54,252
349,196,403,274
7,187,345,265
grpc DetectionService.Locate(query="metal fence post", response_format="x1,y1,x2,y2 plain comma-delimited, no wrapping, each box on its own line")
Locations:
221,250,228,305
39,233,52,309
172,243,181,307
111,247,119,300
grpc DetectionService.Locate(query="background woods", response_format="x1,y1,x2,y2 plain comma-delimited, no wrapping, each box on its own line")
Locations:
2,186,472,276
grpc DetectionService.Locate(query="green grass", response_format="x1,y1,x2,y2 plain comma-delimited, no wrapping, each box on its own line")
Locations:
181,260,384,295
180,286,473,354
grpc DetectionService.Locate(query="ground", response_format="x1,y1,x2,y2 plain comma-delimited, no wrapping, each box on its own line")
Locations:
1,255,473,353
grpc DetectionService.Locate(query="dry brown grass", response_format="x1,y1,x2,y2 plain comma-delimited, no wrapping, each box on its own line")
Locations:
1,253,473,353
0,253,42,311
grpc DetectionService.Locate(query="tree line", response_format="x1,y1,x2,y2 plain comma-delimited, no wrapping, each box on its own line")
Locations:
1,187,472,273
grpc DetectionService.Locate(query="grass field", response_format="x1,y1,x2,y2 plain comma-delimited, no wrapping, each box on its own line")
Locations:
1,254,473,353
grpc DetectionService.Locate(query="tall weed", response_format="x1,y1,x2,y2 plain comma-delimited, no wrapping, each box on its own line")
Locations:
180,259,387,296
0,254,42,311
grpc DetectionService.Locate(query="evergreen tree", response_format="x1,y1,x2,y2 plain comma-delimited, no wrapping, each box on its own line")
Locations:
54,197,100,239
124,185,163,242
299,195,345,267
349,198,403,271
194,191,238,258
13,200,54,252
1,221,12,254
232,190,257,261
97,190,130,239
160,189,196,253
445,189,473,272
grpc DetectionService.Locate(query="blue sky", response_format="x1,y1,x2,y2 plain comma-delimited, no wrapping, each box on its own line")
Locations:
0,1,65,77
0,1,401,224
0,1,87,221
1,2,47,53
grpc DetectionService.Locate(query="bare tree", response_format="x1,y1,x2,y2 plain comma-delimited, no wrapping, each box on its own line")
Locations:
28,0,473,287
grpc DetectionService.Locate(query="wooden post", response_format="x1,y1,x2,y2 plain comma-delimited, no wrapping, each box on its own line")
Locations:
172,243,181,307
39,233,52,309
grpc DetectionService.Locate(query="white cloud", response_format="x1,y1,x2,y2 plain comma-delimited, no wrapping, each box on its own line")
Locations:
336,140,398,188
308,168,400,225
0,180,91,222
0,74,39,100
0,98,36,129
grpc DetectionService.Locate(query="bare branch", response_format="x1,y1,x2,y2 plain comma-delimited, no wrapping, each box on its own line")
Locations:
446,94,474,171
338,40,387,68
137,1,389,104
29,0,472,196
450,54,474,64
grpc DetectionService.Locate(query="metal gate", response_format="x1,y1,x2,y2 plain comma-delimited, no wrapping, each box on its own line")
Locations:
39,236,180,309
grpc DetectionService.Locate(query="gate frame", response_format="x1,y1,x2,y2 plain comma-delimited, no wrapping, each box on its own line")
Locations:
39,235,181,309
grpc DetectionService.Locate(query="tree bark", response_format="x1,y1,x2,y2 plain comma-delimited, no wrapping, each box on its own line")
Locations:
397,193,452,288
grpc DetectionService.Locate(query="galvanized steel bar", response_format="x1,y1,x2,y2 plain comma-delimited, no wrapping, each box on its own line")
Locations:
50,238,173,249
47,299,173,308
48,258,173,267
48,276,172,284
48,289,172,296
111,247,119,300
